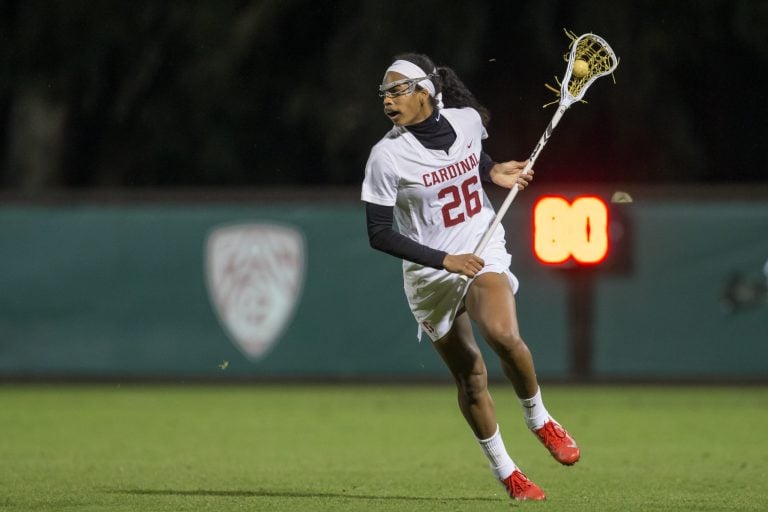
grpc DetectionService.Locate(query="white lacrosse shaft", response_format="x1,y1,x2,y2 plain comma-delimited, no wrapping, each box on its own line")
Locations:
472,103,568,257
451,102,569,301
447,32,618,324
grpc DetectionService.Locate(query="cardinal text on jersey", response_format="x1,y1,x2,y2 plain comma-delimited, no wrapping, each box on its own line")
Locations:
421,153,479,187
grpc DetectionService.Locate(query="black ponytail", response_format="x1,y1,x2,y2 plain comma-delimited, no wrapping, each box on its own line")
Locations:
393,53,491,127
435,66,491,127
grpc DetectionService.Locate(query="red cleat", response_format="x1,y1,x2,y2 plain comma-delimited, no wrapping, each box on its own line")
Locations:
533,418,580,465
500,469,546,501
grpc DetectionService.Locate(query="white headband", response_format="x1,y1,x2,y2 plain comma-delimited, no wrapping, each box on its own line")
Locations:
384,59,444,108
385,60,435,96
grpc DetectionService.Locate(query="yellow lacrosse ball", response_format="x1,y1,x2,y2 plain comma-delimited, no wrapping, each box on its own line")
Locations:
572,59,589,78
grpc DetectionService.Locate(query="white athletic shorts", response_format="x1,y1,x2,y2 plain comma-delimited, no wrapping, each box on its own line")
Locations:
403,237,519,342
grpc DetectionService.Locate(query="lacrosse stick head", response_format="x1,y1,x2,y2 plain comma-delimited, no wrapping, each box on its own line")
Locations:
555,32,619,108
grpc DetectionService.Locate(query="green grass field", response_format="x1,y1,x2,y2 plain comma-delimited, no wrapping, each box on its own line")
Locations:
1,384,766,511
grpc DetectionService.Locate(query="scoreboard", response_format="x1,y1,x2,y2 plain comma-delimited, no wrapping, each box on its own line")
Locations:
528,193,633,380
532,194,631,272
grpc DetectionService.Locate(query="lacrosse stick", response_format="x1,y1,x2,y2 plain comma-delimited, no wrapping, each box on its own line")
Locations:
473,31,619,258
449,31,618,320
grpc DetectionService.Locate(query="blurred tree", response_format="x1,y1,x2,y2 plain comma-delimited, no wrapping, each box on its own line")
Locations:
0,0,765,190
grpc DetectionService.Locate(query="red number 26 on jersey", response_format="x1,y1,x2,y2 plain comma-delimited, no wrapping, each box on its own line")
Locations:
438,176,482,227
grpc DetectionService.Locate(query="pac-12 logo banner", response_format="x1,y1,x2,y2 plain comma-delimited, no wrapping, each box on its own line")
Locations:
205,223,305,361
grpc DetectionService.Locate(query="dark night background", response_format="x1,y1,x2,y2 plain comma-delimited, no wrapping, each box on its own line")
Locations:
0,0,766,191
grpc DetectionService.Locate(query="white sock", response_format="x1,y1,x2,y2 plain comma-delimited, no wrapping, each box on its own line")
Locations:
477,425,516,480
519,387,550,430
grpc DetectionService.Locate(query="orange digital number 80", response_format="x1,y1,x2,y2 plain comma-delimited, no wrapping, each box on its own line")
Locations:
533,196,609,265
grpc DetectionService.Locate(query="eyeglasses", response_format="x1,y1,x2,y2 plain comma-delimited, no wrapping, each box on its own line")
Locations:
378,76,430,98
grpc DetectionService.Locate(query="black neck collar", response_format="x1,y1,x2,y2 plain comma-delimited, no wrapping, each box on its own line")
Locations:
406,109,456,152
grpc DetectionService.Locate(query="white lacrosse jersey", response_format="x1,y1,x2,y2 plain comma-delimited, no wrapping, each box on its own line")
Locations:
361,107,518,341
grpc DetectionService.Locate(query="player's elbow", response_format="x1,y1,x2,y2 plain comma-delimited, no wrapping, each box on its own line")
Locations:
367,226,389,252
368,232,386,253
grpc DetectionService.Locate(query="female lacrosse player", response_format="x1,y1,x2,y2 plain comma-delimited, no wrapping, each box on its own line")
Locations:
361,53,579,501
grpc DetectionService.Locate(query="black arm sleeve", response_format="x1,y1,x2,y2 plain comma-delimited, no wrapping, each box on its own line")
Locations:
366,202,447,269
479,151,495,184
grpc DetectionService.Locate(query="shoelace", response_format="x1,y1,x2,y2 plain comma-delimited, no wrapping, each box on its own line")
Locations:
508,471,533,494
537,420,568,447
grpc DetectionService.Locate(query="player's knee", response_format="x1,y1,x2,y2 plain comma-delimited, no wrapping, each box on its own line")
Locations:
484,320,522,347
506,332,526,350
489,331,528,360
457,364,488,402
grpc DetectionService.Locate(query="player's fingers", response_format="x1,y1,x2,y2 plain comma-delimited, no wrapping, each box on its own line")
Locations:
517,169,534,189
502,160,525,173
458,257,477,277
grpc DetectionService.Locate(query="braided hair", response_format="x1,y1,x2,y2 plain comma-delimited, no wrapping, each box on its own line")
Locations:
394,52,491,127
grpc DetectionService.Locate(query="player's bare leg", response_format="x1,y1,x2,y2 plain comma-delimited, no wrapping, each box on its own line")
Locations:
466,272,580,466
464,272,538,398
433,312,497,439
433,314,546,500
